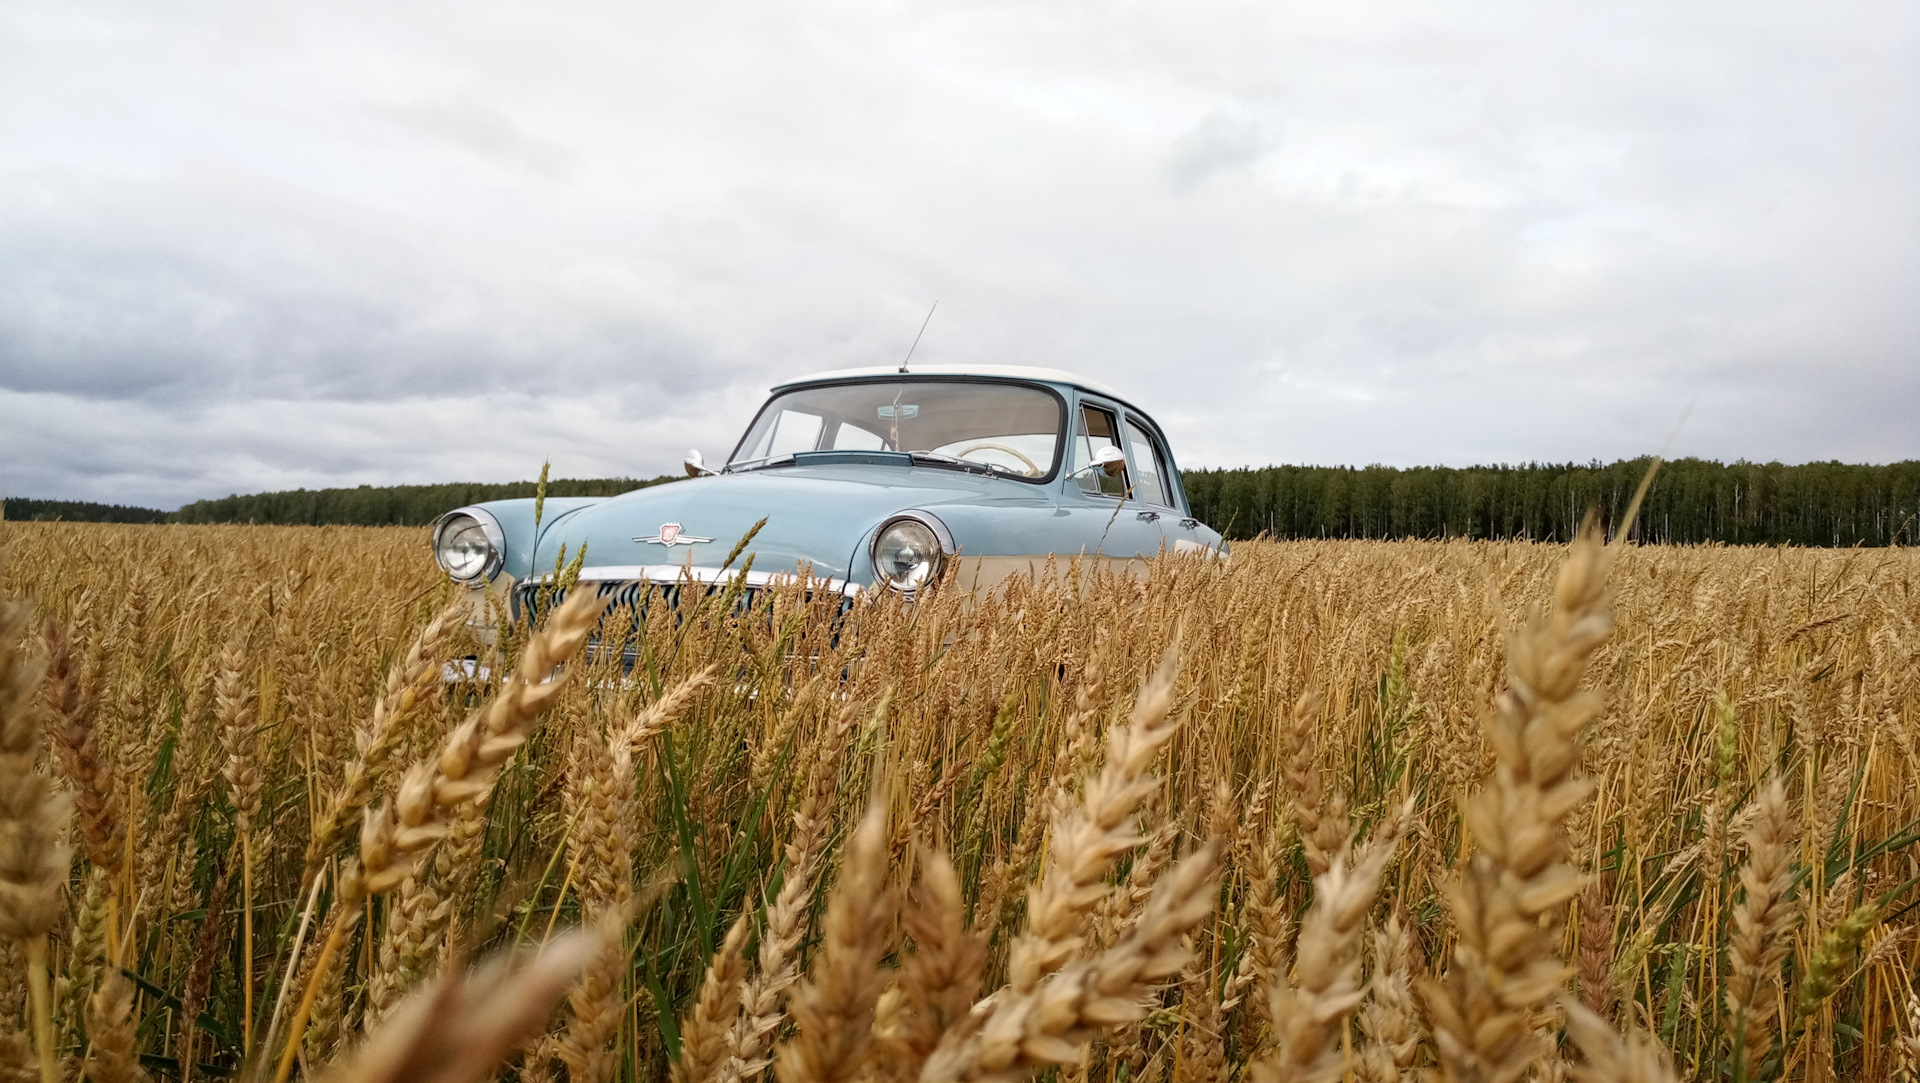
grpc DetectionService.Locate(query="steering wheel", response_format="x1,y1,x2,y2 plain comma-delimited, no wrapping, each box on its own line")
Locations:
952,442,1042,476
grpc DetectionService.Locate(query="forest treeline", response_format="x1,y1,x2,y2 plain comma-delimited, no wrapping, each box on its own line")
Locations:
10,459,1918,545
166,477,678,526
1183,458,1920,546
1,498,171,524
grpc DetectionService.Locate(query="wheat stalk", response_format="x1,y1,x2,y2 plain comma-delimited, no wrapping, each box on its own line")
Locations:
314,928,609,1083
272,591,607,1083
1253,801,1408,1083
921,840,1222,1083
1725,778,1797,1081
724,696,868,1083
889,843,988,1082
674,915,753,1083
0,597,69,1083
1560,999,1679,1083
1355,910,1420,1083
1008,647,1180,993
1423,517,1614,1083
217,636,263,1049
775,799,898,1083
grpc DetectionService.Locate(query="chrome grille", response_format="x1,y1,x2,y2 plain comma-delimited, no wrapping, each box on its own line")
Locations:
513,575,854,662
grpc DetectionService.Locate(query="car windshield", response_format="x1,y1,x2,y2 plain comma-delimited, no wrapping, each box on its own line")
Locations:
729,381,1063,479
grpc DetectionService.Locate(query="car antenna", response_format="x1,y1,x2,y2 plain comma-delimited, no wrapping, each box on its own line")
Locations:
899,301,937,373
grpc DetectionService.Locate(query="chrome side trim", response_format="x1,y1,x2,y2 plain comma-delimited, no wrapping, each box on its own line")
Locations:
522,565,858,594
432,506,506,582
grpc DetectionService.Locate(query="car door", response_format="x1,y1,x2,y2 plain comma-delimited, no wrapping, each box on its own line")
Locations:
1061,398,1169,560
1118,414,1180,551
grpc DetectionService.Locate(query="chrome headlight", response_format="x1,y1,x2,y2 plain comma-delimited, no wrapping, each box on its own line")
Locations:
432,508,503,583
870,513,951,593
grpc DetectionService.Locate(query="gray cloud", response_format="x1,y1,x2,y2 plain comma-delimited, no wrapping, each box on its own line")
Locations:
1166,105,1282,192
1,0,1915,510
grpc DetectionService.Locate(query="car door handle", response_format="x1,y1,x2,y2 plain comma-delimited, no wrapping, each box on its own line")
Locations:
1135,510,1160,522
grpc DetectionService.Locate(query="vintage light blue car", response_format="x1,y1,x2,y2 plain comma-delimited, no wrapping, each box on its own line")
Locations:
428,364,1225,626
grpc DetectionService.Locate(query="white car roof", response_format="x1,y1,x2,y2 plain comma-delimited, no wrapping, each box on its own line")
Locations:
775,363,1125,400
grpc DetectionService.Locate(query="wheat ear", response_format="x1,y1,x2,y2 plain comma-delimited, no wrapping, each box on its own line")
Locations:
43,620,122,882
1725,778,1797,1081
674,915,753,1083
313,929,608,1083
890,843,988,1082
273,592,607,1083
1008,647,1180,993
724,697,867,1083
1577,879,1615,1022
83,968,146,1083
920,840,1222,1083
302,603,463,882
775,799,898,1083
1281,692,1347,878
557,725,634,1083
1893,989,1920,1083
1559,1000,1679,1083
0,598,69,1083
1423,516,1614,1083
1355,910,1420,1083
217,636,262,1049
1254,803,1407,1083
178,862,231,1083
559,667,714,1082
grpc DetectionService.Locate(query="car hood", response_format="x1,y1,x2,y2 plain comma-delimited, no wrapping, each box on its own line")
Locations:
531,464,1049,584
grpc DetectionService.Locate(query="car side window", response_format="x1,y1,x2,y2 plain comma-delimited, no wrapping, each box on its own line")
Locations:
1123,418,1172,507
1073,404,1129,498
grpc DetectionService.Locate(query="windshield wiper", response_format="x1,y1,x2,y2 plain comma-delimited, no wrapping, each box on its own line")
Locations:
725,453,796,474
907,452,1024,477
908,451,988,474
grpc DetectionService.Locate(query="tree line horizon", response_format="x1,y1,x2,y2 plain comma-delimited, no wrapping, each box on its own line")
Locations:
5,456,1916,546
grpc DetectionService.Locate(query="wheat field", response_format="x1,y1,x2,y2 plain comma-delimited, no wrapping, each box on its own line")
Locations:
1,520,1917,1083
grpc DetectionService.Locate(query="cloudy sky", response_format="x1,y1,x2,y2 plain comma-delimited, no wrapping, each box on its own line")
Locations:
2,1,1916,509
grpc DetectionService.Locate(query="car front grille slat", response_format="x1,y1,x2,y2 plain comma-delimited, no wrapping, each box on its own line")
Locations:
512,576,854,663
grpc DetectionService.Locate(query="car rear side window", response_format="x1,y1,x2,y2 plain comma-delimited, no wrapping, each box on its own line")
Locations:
1123,418,1171,507
1073,405,1129,498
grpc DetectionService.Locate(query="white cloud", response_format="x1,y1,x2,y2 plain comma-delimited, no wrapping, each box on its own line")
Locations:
0,0,1915,508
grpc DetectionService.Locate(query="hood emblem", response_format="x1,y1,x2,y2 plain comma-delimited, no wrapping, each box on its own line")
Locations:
636,522,714,548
